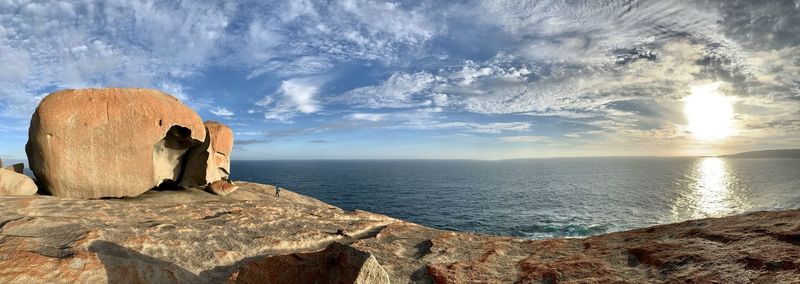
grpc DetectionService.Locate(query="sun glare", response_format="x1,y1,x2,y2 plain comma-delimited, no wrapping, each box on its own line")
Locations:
684,83,735,140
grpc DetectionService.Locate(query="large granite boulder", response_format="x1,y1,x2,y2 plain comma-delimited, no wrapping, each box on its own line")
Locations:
26,88,207,198
0,167,37,195
181,120,237,195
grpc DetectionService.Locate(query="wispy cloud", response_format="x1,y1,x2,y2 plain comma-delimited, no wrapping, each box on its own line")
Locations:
339,72,439,108
1,0,799,157
258,77,325,122
236,139,271,145
397,121,532,134
344,113,387,122
210,107,235,117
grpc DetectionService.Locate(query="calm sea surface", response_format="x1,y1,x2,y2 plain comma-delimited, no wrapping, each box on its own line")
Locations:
231,158,800,239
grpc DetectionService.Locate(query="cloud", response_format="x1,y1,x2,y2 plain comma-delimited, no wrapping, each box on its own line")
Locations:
237,0,439,77
344,113,386,122
340,72,439,108
0,0,230,119
236,139,271,145
2,0,799,156
0,0,439,120
309,139,331,143
159,82,191,102
499,136,548,143
257,77,325,122
210,107,235,117
398,121,532,134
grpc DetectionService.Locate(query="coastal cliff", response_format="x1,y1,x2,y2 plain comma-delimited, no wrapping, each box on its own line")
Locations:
0,182,798,283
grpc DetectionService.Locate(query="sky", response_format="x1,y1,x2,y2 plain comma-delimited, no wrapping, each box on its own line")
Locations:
0,0,799,160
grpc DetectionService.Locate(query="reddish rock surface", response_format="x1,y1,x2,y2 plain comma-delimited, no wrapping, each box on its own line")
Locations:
358,210,800,283
0,182,798,283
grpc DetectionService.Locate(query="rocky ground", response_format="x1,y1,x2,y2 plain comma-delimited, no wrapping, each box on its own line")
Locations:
1,182,799,283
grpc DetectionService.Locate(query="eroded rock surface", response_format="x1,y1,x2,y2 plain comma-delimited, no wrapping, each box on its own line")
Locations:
180,121,236,195
0,182,395,283
26,88,206,198
205,121,233,178
228,242,390,284
0,182,798,283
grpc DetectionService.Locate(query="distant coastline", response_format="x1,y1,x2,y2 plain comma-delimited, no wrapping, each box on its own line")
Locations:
719,149,800,159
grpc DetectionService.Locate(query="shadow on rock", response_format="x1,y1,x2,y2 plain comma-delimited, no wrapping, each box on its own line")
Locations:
88,240,205,284
228,242,390,284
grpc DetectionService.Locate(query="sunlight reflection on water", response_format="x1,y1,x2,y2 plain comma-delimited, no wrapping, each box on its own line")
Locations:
695,158,731,217
675,157,747,219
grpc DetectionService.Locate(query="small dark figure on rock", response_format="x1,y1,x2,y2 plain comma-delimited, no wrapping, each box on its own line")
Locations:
275,186,281,197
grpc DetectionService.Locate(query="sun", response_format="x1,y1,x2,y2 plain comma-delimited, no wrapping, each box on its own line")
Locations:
684,83,735,140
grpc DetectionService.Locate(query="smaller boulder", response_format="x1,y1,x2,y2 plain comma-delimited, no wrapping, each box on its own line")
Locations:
0,168,37,195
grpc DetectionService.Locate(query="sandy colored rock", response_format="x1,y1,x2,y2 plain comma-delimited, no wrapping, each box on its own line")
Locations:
25,88,206,198
0,168,37,195
205,120,233,176
181,121,235,194
228,242,390,284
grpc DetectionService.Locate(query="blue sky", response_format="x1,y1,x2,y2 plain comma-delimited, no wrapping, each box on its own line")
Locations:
1,0,799,160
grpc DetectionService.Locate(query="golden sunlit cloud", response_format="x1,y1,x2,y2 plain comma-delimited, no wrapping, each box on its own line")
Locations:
684,83,736,140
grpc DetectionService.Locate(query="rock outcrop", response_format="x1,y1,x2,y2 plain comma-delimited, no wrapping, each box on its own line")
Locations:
26,88,207,198
0,181,798,283
205,121,233,178
228,242,390,284
180,120,237,195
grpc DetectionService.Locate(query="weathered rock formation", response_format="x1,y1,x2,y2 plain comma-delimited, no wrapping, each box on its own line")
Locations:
205,121,233,178
228,242,390,284
0,181,798,283
25,88,237,198
181,120,238,195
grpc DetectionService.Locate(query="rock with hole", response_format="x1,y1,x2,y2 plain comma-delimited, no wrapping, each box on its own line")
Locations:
181,120,237,195
26,88,206,198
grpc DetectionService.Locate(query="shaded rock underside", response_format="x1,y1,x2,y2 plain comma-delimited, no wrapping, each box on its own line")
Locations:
0,182,799,283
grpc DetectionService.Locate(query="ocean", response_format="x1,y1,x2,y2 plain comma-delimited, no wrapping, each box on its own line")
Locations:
233,157,800,239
